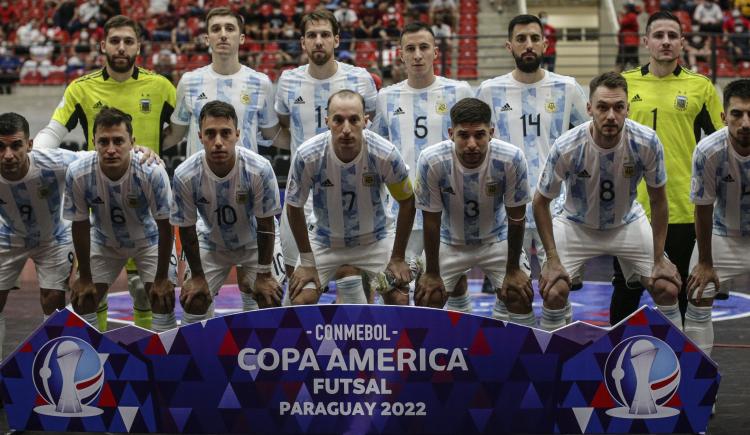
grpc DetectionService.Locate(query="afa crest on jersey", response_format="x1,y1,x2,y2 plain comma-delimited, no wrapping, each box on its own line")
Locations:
236,190,249,204
623,164,635,178
486,182,500,196
674,94,688,111
240,92,251,105
436,100,448,115
140,98,151,114
37,184,51,199
362,172,377,186
545,101,557,113
126,194,140,208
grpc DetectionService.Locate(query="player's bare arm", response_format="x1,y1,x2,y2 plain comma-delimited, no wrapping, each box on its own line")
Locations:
688,204,720,304
254,216,283,307
647,184,681,288
149,219,175,314
533,191,571,298
501,204,533,306
386,180,416,286
287,204,321,301
70,220,98,313
178,225,211,311
415,210,446,308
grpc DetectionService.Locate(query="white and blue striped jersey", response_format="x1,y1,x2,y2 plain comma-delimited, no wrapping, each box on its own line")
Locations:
170,147,281,250
476,71,588,228
172,65,278,156
691,127,750,237
285,129,409,248
537,120,667,230
371,76,473,230
275,61,378,155
64,152,172,248
0,149,83,249
415,139,531,245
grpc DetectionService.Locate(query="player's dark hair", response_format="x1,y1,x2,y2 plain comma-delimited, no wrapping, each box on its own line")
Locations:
206,7,244,30
450,98,492,126
93,106,133,137
327,89,365,113
104,15,141,40
723,79,750,109
508,14,543,39
0,112,30,139
301,9,339,36
645,11,682,35
400,22,435,44
199,100,239,129
589,71,628,100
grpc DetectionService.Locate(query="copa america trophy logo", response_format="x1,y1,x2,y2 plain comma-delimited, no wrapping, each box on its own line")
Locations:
604,335,681,419
31,336,107,417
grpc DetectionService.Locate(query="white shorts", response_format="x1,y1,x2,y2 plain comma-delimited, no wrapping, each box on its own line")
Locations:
553,215,653,282
688,234,750,299
524,227,546,265
406,229,424,263
201,245,286,296
439,240,530,293
280,199,315,267
304,236,394,287
0,242,74,291
92,243,159,286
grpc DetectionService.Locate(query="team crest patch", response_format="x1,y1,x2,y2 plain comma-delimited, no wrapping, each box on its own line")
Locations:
126,194,140,208
545,101,557,113
362,172,377,186
240,92,251,105
674,94,688,111
140,98,151,113
436,100,448,114
236,190,249,204
485,182,500,196
623,164,635,178
37,184,50,199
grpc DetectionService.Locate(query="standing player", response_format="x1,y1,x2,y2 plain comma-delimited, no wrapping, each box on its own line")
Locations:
64,108,175,332
0,113,79,359
532,72,682,331
371,22,472,303
275,10,378,277
171,101,283,324
163,7,289,156
285,90,415,306
615,11,723,325
34,15,177,331
687,79,750,358
414,98,534,318
476,14,588,319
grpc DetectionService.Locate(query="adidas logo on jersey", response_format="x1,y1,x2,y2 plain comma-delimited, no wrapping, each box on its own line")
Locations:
197,197,210,204
93,101,103,109
197,92,207,100
393,107,405,115
500,103,512,112
576,169,591,178
441,186,455,195
723,174,735,182
294,96,306,104
321,179,334,187
631,94,643,103
92,196,104,204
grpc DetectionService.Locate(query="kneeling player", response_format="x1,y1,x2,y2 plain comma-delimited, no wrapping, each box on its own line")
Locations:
533,72,682,331
171,101,283,323
414,98,534,320
64,107,176,332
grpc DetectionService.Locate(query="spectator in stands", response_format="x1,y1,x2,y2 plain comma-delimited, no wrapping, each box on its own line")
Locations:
0,44,21,94
334,1,358,27
355,12,386,41
66,50,86,76
152,45,177,82
727,9,750,62
382,4,403,27
339,19,356,52
68,0,100,34
279,20,301,61
429,0,456,27
291,2,305,27
539,11,557,72
738,0,750,19
693,0,723,34
172,17,193,54
723,7,750,33
148,0,169,16
685,33,711,70
99,0,120,21
53,0,76,31
268,4,287,39
615,2,640,72
16,19,44,49
489,0,505,14
432,14,452,40
0,0,19,34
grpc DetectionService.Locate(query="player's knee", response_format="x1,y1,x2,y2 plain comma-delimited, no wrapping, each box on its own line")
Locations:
451,275,468,296
39,289,66,314
543,281,569,309
182,292,211,315
503,290,532,314
382,289,409,306
291,290,319,305
334,265,360,280
650,279,678,305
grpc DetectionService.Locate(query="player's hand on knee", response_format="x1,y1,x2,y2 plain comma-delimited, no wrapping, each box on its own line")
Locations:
180,275,211,314
652,256,682,289
289,266,321,302
150,278,175,312
133,145,164,166
386,257,411,287
71,278,97,313
500,267,533,307
254,272,283,308
539,257,570,299
415,272,446,307
687,261,720,303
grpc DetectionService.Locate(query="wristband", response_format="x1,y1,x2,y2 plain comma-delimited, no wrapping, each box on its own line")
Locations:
300,252,316,268
256,263,272,274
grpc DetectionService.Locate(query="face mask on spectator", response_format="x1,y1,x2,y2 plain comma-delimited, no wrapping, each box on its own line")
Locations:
733,10,741,18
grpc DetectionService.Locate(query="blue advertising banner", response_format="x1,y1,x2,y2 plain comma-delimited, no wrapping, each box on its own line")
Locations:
0,306,718,434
